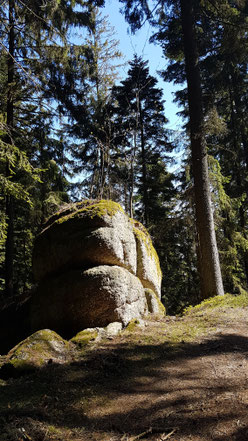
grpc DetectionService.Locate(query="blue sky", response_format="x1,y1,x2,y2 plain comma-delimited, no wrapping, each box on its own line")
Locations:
103,0,183,131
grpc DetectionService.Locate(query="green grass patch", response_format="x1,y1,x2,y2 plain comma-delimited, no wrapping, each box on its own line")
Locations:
184,292,248,315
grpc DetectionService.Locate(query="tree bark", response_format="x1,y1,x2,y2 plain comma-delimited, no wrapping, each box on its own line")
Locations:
180,0,224,299
137,94,148,226
129,129,137,218
5,0,15,297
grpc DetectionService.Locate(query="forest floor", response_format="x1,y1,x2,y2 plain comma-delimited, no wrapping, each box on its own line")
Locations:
1,294,248,441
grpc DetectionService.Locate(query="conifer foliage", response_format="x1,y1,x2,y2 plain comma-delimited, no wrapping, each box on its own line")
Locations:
111,55,174,222
119,0,248,300
0,0,103,296
0,0,247,313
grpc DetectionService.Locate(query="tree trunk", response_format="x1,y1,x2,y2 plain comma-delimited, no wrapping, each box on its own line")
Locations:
129,129,137,218
180,0,224,299
137,94,148,226
5,0,15,297
239,204,248,286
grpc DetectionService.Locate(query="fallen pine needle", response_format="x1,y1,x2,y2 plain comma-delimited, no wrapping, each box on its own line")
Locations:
129,427,152,440
159,428,177,440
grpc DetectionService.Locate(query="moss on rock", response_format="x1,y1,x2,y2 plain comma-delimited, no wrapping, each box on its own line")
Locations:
132,221,162,298
32,199,163,334
133,228,161,277
53,199,124,227
70,329,98,347
2,329,71,374
124,318,141,332
32,199,136,282
130,219,162,280
40,199,124,232
145,288,165,316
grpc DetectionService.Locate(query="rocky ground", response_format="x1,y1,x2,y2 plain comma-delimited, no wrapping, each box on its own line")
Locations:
1,294,248,441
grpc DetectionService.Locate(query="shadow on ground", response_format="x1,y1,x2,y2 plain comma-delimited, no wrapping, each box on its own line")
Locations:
1,332,248,440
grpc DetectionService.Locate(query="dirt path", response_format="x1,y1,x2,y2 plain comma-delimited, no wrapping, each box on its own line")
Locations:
81,312,248,441
1,305,248,441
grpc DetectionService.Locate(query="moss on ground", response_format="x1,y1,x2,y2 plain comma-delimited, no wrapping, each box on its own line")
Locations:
121,293,248,349
184,292,248,314
122,316,214,349
163,292,248,347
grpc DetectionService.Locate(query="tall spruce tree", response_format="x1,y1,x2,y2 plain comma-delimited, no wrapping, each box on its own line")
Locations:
119,0,225,299
112,55,172,224
153,0,248,293
200,2,248,290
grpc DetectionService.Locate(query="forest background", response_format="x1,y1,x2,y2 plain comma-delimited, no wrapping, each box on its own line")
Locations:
0,0,248,314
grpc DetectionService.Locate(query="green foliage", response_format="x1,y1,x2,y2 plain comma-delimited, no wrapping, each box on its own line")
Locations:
111,55,174,219
0,146,40,202
208,155,248,293
0,0,247,316
0,1,103,297
120,0,248,304
69,7,124,200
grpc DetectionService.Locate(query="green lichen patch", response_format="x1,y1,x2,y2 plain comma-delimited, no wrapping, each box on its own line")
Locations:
70,329,98,347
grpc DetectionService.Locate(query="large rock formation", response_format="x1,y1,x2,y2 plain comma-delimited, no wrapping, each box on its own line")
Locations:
31,200,163,336
33,200,137,282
